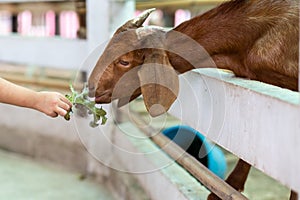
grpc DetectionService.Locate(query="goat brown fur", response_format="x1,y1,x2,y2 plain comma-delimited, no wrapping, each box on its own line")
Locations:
169,0,299,90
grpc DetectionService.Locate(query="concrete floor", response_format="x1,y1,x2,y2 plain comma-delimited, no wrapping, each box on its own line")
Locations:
0,133,291,200
0,149,115,200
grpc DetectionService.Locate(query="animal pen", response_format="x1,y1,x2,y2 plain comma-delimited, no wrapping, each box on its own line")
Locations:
0,0,299,200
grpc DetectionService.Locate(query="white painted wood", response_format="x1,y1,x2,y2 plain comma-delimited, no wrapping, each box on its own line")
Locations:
112,122,210,200
0,36,88,69
169,68,300,194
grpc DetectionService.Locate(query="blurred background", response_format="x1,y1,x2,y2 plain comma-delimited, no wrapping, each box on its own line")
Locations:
0,0,224,92
0,1,292,200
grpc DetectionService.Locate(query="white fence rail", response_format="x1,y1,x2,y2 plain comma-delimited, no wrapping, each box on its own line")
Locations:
168,68,300,195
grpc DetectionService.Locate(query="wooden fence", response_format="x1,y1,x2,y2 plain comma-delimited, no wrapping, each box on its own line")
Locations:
167,68,300,198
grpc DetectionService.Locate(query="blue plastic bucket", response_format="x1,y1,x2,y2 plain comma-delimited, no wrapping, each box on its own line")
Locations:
162,125,227,179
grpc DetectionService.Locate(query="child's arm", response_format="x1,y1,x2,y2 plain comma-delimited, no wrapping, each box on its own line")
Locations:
0,78,72,117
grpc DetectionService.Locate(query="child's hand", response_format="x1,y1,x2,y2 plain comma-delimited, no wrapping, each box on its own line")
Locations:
34,91,72,117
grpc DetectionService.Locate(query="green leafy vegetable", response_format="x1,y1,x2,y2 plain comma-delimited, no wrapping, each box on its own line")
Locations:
64,84,107,127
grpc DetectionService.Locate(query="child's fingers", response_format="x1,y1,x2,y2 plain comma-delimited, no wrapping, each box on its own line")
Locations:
55,107,68,117
53,92,71,105
60,94,72,107
59,101,71,112
48,111,59,118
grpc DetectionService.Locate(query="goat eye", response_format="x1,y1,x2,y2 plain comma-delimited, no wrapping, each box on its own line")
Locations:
119,60,130,66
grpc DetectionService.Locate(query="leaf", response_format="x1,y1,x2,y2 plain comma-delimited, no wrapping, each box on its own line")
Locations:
64,83,108,127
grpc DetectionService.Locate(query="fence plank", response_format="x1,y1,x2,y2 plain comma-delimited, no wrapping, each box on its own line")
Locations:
168,69,300,193
131,112,248,200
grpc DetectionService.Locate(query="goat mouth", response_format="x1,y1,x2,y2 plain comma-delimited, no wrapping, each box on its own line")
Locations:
95,91,112,103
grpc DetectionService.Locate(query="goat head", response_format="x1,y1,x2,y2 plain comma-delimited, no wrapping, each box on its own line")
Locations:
88,9,179,117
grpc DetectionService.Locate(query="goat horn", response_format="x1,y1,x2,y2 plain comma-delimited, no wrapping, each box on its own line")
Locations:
132,8,156,27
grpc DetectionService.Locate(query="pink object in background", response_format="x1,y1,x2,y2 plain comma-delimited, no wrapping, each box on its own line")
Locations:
0,11,12,35
60,11,79,39
1,9,79,39
174,9,191,27
18,10,32,35
45,10,55,37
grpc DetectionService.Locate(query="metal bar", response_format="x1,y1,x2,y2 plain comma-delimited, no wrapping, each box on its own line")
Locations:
130,112,248,200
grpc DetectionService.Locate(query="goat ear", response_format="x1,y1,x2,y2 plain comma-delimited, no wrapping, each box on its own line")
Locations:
138,50,179,117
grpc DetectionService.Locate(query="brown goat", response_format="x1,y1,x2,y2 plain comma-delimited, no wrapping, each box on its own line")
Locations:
88,0,299,199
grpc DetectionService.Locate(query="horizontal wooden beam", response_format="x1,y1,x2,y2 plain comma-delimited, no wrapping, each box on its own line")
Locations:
130,112,248,200
168,68,300,193
0,62,85,91
136,0,228,9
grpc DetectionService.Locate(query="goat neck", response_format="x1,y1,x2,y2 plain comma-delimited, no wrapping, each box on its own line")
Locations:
166,0,299,92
